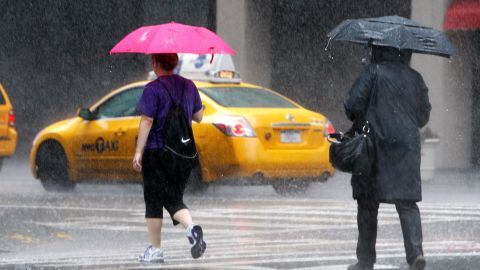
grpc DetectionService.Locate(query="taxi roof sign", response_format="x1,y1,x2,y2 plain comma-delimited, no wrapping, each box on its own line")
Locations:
177,54,241,83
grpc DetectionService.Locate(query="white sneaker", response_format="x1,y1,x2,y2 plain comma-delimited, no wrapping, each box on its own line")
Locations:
187,224,206,259
138,245,164,263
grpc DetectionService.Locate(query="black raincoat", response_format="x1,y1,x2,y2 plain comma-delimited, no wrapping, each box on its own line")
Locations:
344,47,431,202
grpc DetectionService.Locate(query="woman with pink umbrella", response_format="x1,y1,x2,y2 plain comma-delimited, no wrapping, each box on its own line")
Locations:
111,22,235,263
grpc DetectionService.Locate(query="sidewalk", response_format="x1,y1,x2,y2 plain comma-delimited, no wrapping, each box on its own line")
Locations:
419,169,480,204
324,169,480,204
427,168,480,184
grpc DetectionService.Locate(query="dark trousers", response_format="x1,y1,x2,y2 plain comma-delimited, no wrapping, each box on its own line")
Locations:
142,149,191,225
356,198,424,265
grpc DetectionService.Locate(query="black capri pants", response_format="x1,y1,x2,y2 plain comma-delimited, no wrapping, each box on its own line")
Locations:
142,148,191,225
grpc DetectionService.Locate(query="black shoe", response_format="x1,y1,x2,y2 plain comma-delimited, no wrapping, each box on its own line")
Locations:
410,255,426,270
347,261,374,270
187,225,206,259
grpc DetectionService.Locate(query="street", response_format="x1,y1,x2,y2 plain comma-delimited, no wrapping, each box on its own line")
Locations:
1,160,480,269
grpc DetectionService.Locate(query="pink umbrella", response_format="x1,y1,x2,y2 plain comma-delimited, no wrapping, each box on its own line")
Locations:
110,22,235,57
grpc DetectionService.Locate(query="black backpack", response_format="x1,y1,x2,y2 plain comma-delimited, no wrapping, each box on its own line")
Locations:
158,80,198,171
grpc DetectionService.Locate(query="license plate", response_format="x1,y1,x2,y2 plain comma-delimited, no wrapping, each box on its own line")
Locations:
280,130,301,143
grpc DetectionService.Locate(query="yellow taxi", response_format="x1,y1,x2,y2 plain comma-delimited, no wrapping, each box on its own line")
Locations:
0,83,17,171
30,55,335,194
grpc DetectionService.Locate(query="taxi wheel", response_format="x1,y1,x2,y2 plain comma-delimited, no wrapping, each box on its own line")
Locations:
185,165,208,194
0,158,3,172
37,141,76,192
317,172,331,183
272,179,311,195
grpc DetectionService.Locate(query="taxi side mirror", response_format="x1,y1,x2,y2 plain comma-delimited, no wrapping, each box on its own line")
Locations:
78,108,95,121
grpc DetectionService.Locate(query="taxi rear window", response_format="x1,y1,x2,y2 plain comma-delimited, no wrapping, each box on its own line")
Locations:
0,91,5,105
200,87,298,108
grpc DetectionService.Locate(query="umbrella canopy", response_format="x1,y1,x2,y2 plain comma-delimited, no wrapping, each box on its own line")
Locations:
327,15,455,58
110,22,235,55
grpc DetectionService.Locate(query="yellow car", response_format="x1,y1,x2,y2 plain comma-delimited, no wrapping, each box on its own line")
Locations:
30,55,335,193
0,83,17,171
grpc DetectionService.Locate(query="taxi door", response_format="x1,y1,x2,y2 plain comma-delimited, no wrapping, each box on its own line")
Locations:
73,88,143,180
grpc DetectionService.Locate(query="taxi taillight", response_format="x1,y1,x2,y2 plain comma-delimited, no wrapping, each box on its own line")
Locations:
326,120,335,136
8,110,15,127
213,115,256,137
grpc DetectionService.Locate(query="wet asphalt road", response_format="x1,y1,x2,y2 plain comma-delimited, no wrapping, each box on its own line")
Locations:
1,160,480,269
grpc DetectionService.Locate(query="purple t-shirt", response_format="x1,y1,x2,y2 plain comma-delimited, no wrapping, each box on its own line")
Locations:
138,74,202,150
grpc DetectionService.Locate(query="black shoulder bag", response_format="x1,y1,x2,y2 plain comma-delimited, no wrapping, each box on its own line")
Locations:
328,67,377,176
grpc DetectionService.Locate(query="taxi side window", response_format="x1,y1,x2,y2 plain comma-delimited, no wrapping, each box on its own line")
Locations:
96,87,143,119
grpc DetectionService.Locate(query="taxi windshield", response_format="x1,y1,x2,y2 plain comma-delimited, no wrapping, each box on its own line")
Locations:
200,87,298,108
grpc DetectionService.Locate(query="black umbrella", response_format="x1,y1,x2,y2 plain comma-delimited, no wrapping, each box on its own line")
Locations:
327,15,455,58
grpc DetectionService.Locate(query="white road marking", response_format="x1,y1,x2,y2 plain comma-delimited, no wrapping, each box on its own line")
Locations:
1,199,480,269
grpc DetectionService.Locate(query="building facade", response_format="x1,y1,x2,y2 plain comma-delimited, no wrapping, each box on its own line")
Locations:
217,0,477,170
1,0,477,171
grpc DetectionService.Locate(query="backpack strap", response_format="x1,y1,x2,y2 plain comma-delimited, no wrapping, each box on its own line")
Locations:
150,77,187,148
158,77,187,107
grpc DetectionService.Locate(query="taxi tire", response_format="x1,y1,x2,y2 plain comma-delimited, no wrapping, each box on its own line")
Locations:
318,172,331,183
37,141,76,192
185,165,208,194
0,158,3,172
272,179,311,196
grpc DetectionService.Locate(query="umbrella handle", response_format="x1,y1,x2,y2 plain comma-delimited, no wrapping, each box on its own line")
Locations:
210,47,214,64
324,38,332,51
361,39,374,65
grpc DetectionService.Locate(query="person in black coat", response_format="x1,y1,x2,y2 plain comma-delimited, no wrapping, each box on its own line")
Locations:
344,46,431,270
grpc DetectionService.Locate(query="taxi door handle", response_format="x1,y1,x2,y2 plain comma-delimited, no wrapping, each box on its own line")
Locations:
114,129,126,137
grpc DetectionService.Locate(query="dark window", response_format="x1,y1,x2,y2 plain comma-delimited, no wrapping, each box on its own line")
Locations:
200,87,298,108
95,87,143,119
0,91,5,105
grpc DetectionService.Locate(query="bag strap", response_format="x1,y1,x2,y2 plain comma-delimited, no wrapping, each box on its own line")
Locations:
365,64,378,117
362,64,379,133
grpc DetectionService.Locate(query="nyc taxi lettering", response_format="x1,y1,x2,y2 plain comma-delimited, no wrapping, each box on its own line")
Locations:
81,137,119,153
